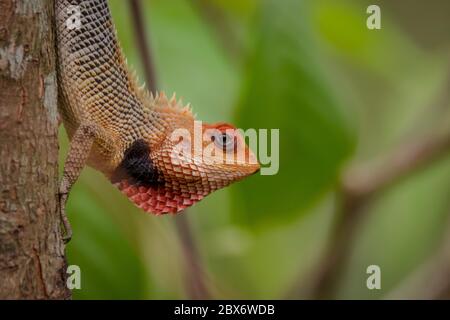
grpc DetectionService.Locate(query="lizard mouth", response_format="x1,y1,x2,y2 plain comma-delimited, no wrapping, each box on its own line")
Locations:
115,180,205,215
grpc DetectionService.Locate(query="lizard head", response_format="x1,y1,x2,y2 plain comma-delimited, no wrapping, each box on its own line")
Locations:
113,92,260,215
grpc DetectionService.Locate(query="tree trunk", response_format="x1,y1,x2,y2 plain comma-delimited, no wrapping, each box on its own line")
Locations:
0,0,69,299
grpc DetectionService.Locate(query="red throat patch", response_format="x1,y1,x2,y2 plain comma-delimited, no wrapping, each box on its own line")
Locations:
116,180,205,215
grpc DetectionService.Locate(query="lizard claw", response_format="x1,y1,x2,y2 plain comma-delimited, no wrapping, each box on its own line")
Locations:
59,192,72,244
62,220,72,244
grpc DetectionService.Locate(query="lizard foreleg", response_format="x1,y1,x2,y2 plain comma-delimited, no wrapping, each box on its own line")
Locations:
59,123,112,243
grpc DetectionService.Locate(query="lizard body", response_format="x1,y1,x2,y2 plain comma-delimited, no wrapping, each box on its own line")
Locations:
55,0,260,241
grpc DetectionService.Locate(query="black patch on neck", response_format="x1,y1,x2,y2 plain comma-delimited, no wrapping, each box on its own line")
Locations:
112,139,162,187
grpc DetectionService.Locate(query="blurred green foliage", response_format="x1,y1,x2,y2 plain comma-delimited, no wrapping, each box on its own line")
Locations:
233,0,354,226
61,0,450,299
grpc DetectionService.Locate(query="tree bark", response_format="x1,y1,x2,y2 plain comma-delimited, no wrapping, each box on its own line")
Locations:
0,0,69,299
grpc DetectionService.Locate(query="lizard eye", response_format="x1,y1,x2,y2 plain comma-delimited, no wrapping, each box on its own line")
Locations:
212,132,235,152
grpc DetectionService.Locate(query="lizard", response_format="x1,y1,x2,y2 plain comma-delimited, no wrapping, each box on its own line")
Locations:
55,0,260,242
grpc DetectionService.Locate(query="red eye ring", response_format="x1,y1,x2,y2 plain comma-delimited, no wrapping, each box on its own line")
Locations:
213,123,236,132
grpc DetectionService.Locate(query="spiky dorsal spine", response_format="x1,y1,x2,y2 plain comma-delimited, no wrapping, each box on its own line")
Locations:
126,67,194,119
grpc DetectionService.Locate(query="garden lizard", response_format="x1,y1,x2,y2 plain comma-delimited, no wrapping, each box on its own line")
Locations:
55,0,260,242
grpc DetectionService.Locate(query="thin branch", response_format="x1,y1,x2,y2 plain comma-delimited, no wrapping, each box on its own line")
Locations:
290,130,450,299
175,213,211,299
386,211,450,299
127,0,210,299
314,131,450,298
343,132,450,204
129,0,158,93
189,0,244,63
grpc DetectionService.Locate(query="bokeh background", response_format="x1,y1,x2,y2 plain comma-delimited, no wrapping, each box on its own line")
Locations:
60,0,450,299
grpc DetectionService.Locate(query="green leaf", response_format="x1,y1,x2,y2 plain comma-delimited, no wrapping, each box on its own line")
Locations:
233,0,354,226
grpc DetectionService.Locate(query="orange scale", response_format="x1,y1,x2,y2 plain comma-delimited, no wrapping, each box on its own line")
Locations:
166,200,178,208
140,193,149,202
155,203,165,211
131,194,141,203
124,188,133,197
128,186,138,195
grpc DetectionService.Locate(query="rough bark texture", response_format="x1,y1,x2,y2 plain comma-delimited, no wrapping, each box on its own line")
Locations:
0,0,70,299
